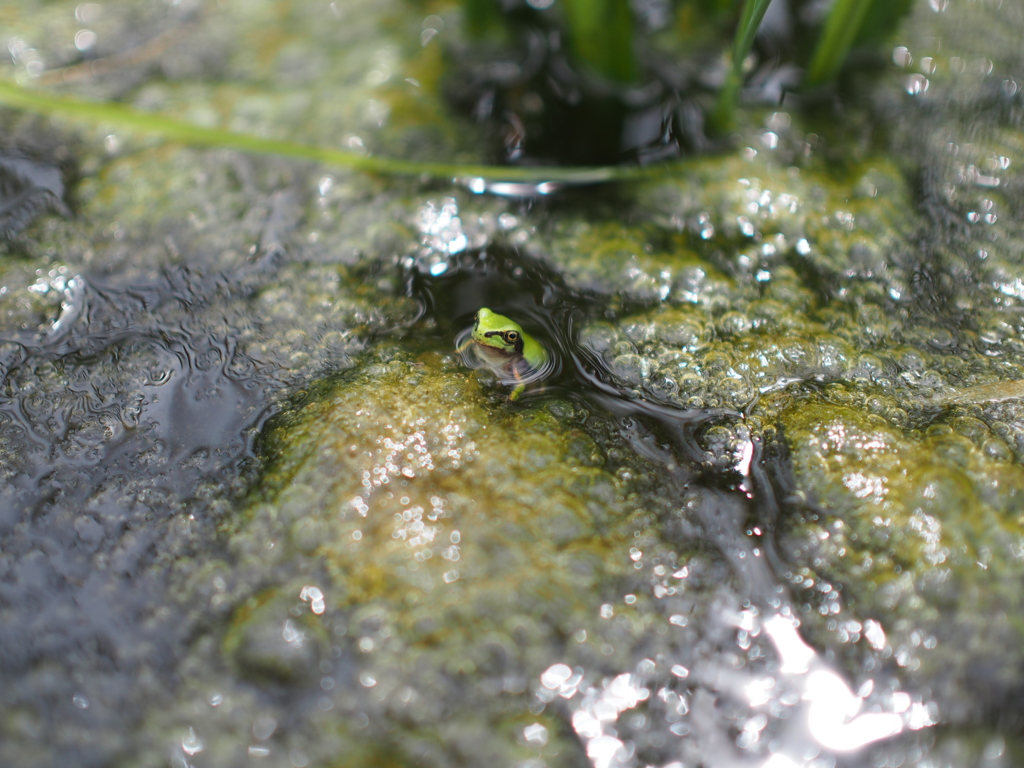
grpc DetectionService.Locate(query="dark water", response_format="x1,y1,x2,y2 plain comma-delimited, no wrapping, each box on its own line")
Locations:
0,155,69,240
0,250,291,765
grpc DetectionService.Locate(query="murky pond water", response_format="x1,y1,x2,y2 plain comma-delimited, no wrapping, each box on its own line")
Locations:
3,0,1024,767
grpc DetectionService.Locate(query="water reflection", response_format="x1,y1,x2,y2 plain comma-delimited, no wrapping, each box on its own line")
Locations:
535,608,933,768
0,254,297,763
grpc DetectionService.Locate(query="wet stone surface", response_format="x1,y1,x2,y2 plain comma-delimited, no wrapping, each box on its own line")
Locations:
775,395,1024,722
204,350,656,768
3,0,1024,767
0,111,420,766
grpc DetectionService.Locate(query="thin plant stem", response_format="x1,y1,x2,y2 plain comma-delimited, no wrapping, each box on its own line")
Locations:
709,0,774,134
805,0,874,86
0,79,666,186
562,0,638,83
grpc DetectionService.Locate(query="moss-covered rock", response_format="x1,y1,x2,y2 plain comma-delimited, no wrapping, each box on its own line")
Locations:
213,346,669,766
773,391,1024,723
5,0,1024,765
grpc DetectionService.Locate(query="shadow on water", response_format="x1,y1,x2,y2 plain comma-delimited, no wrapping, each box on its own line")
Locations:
1,265,276,493
0,257,281,766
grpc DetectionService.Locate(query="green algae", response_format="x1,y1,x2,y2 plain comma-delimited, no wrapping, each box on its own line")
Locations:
776,393,1024,718
209,345,689,766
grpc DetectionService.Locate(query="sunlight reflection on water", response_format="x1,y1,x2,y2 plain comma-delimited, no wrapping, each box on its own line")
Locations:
537,609,935,768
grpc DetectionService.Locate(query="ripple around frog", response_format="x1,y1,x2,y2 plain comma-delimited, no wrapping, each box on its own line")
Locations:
412,245,939,763
453,322,561,396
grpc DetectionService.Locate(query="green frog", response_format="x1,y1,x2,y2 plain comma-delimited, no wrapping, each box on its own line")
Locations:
460,308,549,401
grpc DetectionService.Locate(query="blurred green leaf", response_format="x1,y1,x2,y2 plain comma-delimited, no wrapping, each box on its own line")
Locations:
805,0,874,86
854,0,916,47
709,0,773,133
562,0,639,83
0,79,666,184
463,0,508,40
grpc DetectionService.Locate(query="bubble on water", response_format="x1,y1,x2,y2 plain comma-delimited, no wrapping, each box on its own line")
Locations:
74,29,97,51
863,619,886,650
608,354,652,387
181,728,204,756
540,663,572,690
299,585,326,615
410,198,508,275
905,74,929,95
282,620,305,649
717,311,752,337
252,713,278,741
522,722,549,746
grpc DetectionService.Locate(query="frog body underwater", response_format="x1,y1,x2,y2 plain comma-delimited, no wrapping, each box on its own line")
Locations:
461,308,549,401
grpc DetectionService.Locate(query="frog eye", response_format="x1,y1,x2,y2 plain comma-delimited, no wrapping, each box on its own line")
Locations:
504,331,519,344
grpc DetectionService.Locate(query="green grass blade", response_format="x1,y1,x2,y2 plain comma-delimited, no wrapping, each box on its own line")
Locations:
709,0,774,134
463,0,507,40
0,79,665,186
805,0,874,86
562,0,638,83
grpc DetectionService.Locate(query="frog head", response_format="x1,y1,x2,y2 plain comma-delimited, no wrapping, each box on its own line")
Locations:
472,307,527,356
